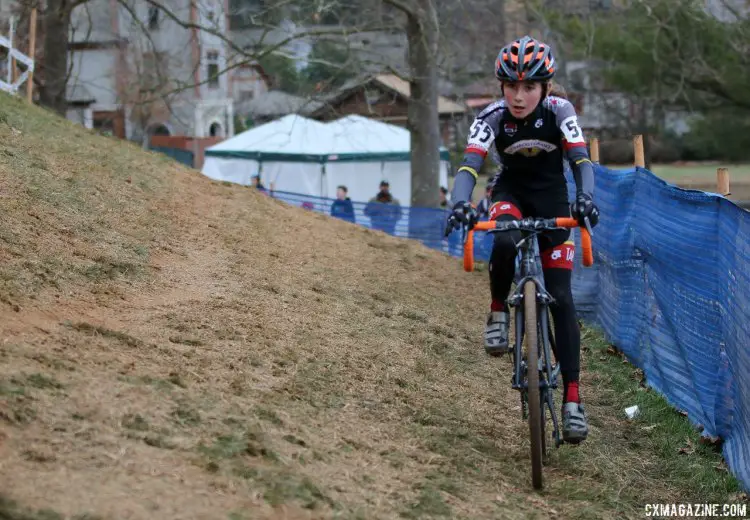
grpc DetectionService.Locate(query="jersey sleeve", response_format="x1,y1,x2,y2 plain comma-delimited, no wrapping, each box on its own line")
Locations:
451,103,503,205
549,97,595,196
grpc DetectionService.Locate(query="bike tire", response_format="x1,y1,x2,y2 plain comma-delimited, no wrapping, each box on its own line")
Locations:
541,393,548,464
524,280,544,489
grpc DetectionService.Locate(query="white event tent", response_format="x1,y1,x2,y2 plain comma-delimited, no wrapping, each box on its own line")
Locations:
201,114,451,204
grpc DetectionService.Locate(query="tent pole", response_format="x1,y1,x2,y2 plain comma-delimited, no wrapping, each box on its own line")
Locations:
321,161,326,199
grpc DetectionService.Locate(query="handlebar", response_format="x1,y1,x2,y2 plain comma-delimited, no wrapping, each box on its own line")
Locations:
462,217,594,272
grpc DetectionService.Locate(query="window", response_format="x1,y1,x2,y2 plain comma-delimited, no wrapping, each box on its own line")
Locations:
207,50,220,88
239,90,255,102
148,6,159,30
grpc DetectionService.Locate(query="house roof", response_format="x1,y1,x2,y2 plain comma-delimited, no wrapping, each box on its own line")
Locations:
237,90,323,118
372,74,467,114
311,74,467,116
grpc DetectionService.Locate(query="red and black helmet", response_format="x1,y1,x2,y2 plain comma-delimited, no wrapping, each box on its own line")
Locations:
495,36,556,82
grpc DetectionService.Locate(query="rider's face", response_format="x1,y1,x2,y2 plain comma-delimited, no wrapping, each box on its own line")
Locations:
502,81,544,119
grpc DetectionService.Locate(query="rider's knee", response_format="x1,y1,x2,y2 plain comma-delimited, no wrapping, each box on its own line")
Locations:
489,201,523,261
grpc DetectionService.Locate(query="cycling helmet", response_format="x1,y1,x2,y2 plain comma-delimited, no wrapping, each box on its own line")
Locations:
495,36,556,82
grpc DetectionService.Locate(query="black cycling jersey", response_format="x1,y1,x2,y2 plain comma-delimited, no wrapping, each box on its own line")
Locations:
451,96,594,206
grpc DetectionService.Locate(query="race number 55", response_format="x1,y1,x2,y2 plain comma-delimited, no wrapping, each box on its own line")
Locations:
467,120,495,151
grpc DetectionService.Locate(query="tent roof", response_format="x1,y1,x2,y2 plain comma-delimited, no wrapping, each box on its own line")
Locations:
207,114,329,160
206,114,450,163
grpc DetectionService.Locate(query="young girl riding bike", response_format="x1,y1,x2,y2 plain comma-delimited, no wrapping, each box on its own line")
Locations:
446,36,600,443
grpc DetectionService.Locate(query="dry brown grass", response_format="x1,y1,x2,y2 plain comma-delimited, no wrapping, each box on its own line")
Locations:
0,93,743,520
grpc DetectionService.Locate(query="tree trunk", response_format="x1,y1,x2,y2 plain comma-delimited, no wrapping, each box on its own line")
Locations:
39,0,72,116
405,0,440,210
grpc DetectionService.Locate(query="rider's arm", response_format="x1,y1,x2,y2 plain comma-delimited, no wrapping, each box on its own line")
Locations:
451,115,498,205
554,100,595,197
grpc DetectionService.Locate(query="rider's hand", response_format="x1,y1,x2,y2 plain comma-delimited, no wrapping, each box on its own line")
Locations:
571,192,600,228
446,201,479,236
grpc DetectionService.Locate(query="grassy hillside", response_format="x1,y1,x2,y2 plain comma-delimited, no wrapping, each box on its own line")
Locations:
0,93,744,520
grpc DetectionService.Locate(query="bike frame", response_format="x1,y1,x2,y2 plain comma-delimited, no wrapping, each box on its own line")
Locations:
501,228,562,449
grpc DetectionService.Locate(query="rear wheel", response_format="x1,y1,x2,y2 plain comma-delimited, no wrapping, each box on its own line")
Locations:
524,280,543,489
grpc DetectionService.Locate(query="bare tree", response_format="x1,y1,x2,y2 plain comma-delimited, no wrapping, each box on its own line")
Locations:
31,0,390,118
39,0,92,115
374,0,440,209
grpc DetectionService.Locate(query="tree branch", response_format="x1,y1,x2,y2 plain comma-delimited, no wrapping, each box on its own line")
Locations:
381,0,417,17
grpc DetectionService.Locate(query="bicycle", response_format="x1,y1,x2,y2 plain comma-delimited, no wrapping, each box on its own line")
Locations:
459,216,594,490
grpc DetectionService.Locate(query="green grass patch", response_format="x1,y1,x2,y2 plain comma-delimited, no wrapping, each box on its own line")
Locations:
541,326,744,514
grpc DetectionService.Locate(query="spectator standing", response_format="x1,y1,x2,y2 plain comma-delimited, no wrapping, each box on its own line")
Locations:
330,185,356,223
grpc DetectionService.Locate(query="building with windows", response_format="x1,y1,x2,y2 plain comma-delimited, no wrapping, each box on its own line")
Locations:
64,0,267,145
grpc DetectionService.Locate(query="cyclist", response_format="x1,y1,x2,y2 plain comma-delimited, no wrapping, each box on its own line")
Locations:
446,36,599,443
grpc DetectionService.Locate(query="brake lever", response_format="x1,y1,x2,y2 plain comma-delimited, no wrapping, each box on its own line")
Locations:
444,221,453,238
583,216,594,238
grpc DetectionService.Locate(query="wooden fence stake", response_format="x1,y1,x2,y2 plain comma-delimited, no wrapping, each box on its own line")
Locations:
633,135,645,168
717,167,730,197
590,137,600,163
26,7,36,103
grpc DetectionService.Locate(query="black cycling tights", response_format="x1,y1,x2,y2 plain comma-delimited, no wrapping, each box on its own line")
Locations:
489,230,581,386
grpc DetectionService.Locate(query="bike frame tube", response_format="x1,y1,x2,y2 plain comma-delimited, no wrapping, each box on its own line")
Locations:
508,230,557,390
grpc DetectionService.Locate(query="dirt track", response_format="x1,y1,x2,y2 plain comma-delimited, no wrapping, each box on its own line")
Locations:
0,95,742,519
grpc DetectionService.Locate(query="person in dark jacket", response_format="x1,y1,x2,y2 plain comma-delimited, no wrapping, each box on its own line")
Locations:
364,180,402,235
330,185,356,223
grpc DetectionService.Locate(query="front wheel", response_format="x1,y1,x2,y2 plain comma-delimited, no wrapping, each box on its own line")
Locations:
523,280,543,489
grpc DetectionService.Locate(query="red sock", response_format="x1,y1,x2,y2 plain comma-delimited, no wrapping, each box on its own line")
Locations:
564,381,580,404
490,300,505,312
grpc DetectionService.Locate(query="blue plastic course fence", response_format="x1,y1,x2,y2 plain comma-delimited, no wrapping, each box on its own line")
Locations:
578,165,750,493
268,189,492,259
265,169,749,492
